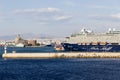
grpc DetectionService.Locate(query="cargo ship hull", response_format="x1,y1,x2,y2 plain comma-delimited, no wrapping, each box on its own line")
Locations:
62,43,120,52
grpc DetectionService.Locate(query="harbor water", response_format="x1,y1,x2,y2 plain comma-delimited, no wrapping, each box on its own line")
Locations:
0,46,120,80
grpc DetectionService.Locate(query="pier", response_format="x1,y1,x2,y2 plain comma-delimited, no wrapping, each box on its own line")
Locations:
2,52,120,58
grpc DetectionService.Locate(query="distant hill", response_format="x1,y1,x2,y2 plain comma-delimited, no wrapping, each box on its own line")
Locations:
0,33,58,40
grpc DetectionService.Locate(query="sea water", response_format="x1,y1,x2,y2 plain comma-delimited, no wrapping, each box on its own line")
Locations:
0,46,120,80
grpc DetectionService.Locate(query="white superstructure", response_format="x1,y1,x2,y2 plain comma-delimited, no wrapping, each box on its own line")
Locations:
67,28,120,44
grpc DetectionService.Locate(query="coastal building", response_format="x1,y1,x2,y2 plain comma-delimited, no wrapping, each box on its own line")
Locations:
14,34,40,47
14,34,28,47
28,40,37,46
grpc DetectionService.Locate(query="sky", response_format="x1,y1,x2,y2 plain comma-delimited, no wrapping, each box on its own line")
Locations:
0,0,120,37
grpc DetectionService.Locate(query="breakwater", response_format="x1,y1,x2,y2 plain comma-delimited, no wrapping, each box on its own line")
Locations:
2,52,120,58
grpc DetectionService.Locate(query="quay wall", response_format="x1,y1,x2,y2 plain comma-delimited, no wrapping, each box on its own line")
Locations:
2,52,120,58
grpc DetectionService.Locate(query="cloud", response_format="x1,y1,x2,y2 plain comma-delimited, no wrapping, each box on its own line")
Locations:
13,7,60,14
87,4,120,10
111,13,120,19
89,5,109,9
63,1,76,7
90,13,120,21
0,13,5,19
55,16,72,21
12,7,73,24
0,14,11,21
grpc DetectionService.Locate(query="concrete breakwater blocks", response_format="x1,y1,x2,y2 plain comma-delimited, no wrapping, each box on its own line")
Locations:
2,52,120,58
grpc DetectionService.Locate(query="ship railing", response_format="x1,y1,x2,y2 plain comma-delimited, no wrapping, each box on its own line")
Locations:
78,42,108,45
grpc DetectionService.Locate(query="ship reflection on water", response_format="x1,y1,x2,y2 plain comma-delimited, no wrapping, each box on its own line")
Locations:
0,46,56,53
